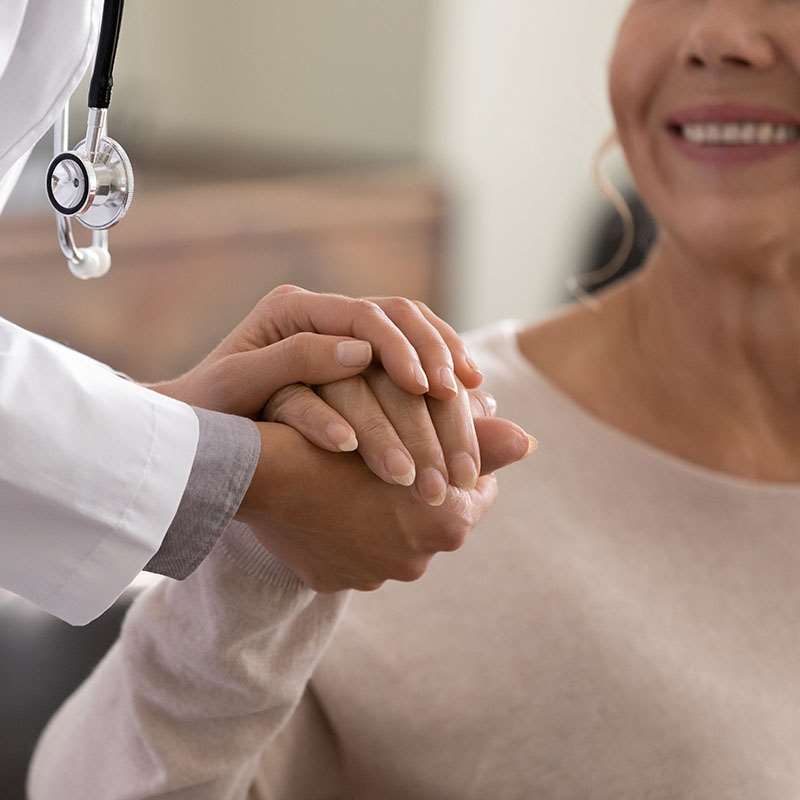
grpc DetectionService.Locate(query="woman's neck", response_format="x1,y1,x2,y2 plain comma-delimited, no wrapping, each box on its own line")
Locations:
518,244,800,482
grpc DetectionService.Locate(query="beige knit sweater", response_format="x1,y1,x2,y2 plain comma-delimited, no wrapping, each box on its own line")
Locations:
29,318,800,799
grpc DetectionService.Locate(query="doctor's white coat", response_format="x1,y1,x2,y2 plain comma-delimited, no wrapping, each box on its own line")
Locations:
0,2,199,625
0,317,199,625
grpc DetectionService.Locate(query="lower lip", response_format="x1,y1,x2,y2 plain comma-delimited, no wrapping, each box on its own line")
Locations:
667,127,800,165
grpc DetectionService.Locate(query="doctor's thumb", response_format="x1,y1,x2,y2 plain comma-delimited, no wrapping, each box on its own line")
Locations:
222,333,374,409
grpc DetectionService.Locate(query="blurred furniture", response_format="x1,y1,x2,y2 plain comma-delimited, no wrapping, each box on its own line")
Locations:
0,168,444,382
0,586,143,799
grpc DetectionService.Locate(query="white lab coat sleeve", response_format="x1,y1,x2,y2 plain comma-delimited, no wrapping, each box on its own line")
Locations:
0,316,199,625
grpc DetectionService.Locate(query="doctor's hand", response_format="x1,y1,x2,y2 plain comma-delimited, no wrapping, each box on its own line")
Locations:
152,286,483,436
236,411,533,593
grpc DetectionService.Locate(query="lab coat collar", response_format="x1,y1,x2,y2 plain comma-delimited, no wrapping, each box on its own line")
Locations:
0,0,103,214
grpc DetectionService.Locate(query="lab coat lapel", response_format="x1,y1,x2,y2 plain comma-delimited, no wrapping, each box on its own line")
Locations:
0,0,102,204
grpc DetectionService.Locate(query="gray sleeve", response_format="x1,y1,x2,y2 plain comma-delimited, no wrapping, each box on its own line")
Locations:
145,408,261,580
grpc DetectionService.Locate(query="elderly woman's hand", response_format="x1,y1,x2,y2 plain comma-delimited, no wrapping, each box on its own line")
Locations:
237,416,532,593
262,365,536,506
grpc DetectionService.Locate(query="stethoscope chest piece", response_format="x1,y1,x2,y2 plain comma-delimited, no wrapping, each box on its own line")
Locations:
46,135,133,230
46,0,129,279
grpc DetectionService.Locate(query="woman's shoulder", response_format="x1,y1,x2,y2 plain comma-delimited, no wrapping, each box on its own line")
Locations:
460,302,598,391
459,303,620,441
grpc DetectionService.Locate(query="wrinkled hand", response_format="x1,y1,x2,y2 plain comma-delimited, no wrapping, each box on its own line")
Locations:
237,410,533,592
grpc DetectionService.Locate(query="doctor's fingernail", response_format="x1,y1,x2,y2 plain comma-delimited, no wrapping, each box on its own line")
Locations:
385,448,416,486
448,452,478,489
412,362,429,391
327,422,358,452
439,366,458,394
466,356,483,375
418,468,448,506
337,340,372,367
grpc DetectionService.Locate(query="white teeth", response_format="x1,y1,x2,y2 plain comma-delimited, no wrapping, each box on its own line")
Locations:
680,121,800,145
722,123,739,143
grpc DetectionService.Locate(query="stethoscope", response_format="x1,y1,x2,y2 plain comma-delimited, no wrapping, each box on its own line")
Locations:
45,0,132,280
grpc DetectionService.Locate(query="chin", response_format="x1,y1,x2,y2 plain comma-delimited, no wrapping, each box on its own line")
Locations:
664,205,795,275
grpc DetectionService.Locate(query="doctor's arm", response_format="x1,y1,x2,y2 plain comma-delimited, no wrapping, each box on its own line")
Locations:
0,286,481,625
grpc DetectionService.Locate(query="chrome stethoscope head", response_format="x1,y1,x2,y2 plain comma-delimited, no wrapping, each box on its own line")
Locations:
46,0,131,279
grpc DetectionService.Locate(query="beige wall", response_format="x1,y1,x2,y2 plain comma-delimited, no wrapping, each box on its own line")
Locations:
426,0,632,329
106,1,431,161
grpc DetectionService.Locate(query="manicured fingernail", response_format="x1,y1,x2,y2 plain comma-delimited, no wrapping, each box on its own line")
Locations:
439,366,458,394
525,434,539,456
417,468,448,506
466,356,482,375
337,340,372,367
477,392,497,416
448,452,478,489
385,448,416,486
412,362,429,391
327,422,358,452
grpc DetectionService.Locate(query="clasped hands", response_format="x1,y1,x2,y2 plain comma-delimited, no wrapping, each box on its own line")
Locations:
155,285,536,592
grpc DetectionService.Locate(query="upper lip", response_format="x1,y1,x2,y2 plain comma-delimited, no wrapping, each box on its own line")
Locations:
666,103,800,127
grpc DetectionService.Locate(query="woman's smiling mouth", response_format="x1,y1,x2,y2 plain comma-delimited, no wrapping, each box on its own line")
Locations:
665,103,800,165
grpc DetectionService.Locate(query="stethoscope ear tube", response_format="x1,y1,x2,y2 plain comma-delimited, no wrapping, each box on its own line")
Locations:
88,0,125,110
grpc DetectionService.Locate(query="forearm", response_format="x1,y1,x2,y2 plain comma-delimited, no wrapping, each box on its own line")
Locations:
29,522,350,800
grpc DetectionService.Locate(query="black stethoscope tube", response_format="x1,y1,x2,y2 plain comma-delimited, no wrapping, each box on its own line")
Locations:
88,0,125,110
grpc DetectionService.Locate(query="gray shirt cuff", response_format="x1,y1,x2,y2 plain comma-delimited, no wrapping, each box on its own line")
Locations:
145,408,261,580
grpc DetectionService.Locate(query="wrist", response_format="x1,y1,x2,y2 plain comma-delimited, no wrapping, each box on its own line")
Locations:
217,522,306,591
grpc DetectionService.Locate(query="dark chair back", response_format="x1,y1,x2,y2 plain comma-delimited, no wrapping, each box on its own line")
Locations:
0,588,141,800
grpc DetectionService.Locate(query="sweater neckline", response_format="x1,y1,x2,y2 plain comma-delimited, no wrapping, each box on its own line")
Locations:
495,317,800,498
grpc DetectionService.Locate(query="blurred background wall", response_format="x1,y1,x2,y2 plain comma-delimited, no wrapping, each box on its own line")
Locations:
1,0,638,375
427,0,632,329
111,0,432,164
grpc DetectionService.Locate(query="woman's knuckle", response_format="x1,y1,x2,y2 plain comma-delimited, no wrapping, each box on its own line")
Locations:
439,529,467,553
293,395,321,427
360,413,390,437
437,517,470,550
317,375,363,403
393,561,427,582
263,383,303,420
356,579,384,592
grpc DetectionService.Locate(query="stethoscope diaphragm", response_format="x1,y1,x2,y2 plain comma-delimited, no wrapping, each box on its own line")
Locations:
47,136,134,230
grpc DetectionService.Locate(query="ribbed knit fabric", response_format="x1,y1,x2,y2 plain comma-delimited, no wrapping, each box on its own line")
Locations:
30,318,800,799
146,410,261,581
